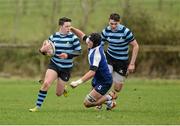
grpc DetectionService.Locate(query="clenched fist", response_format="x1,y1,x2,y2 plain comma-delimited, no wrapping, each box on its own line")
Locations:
70,79,83,88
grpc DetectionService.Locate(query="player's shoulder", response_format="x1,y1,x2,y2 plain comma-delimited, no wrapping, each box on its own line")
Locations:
68,32,79,39
52,32,60,36
119,24,131,31
94,45,104,54
102,26,111,34
106,26,111,30
99,45,105,55
68,32,76,36
49,32,59,40
50,32,60,38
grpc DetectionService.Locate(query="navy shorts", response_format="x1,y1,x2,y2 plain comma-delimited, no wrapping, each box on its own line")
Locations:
48,61,71,82
92,81,112,95
106,53,129,76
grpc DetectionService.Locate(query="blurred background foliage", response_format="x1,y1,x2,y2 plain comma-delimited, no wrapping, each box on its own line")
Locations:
0,0,179,79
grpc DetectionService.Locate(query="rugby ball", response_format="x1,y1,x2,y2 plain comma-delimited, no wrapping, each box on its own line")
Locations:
47,40,55,56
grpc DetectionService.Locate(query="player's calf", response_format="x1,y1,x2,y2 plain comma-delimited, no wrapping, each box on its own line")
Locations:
109,91,118,99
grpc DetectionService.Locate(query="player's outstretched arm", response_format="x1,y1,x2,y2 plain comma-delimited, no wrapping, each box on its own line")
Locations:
70,27,85,40
70,70,95,88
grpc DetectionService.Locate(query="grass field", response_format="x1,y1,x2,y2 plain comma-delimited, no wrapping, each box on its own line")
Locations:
0,77,180,125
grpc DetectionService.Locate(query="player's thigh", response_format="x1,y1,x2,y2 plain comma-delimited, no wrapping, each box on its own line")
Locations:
44,69,58,83
112,72,126,91
41,69,58,90
112,72,126,84
84,89,102,105
89,89,103,100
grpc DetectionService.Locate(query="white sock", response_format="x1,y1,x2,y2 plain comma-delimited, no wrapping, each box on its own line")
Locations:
106,100,112,107
105,94,112,101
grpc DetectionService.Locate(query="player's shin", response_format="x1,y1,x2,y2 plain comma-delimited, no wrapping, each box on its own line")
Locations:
29,90,47,112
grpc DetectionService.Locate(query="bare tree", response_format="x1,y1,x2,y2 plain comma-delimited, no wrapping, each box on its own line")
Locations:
12,0,23,43
170,0,175,9
158,0,163,11
122,0,131,25
80,0,97,31
78,0,97,72
50,0,60,33
22,0,28,15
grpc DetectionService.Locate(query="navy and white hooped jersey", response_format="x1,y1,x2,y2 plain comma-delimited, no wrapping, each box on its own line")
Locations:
88,45,112,84
49,32,81,69
101,24,135,60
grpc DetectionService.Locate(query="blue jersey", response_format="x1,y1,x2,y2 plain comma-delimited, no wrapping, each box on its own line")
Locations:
101,24,134,60
49,32,81,69
88,45,112,84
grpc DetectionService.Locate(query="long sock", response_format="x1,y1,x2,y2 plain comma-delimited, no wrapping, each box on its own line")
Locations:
104,94,113,104
36,90,47,108
105,94,112,101
106,100,113,107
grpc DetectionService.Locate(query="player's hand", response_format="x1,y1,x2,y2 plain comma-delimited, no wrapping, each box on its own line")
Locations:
39,40,49,55
39,40,55,56
70,79,83,88
127,64,135,73
59,53,68,59
69,26,74,31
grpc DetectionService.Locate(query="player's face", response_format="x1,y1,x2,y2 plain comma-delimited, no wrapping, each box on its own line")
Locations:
109,19,119,31
86,38,93,48
60,22,71,34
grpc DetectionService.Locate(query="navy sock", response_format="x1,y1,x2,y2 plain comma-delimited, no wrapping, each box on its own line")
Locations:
36,90,47,108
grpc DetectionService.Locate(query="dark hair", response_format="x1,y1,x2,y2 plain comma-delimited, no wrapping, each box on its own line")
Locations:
89,33,101,48
109,13,120,22
58,17,72,26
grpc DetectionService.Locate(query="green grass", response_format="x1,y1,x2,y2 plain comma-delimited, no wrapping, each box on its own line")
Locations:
0,77,180,124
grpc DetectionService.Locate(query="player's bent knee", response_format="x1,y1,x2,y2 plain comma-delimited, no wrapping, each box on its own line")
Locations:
114,88,120,92
56,89,64,96
56,92,62,97
83,101,91,108
114,83,123,92
41,81,51,90
114,87,121,92
113,73,125,92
